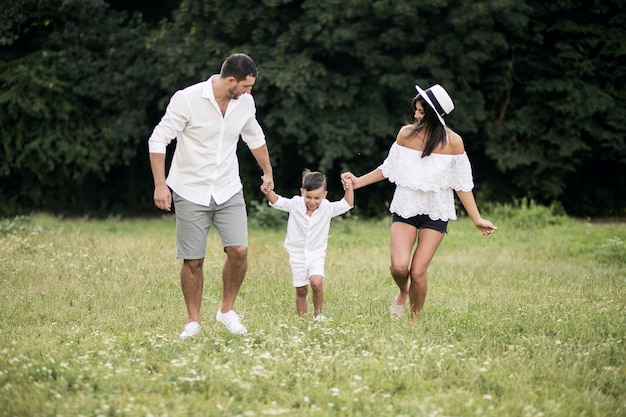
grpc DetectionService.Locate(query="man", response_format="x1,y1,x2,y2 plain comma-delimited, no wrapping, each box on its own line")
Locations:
148,53,273,339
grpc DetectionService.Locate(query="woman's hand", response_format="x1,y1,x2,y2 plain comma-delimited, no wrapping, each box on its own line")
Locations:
341,172,354,190
475,218,497,236
341,172,360,189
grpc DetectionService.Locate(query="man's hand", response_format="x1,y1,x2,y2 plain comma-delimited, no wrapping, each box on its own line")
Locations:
261,174,274,194
153,184,172,211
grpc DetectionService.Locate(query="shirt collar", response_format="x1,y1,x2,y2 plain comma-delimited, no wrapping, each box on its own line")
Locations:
299,196,327,214
202,75,219,101
202,74,243,113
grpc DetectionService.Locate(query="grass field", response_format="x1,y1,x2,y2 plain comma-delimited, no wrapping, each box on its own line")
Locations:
0,206,625,417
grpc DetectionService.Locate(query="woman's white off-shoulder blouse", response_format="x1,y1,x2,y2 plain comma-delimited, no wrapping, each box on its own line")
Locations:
379,142,474,221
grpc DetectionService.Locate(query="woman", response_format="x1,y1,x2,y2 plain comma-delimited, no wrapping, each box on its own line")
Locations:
342,84,497,323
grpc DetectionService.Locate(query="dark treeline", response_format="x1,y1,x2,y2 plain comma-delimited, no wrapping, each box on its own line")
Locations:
1,0,624,218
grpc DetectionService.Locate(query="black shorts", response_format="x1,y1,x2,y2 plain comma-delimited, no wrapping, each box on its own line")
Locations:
392,213,448,233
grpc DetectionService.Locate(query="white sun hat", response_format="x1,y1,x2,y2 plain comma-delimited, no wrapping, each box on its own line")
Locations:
414,84,454,127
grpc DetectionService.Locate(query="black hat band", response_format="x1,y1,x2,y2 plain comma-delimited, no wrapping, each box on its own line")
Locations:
426,90,445,116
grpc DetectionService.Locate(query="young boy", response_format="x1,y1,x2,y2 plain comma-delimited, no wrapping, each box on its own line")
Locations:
261,170,354,320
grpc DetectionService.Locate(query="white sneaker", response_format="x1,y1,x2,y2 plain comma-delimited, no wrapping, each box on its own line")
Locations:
179,321,201,340
216,309,247,334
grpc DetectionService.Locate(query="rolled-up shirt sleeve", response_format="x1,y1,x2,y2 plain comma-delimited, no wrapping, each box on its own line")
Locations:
240,102,266,150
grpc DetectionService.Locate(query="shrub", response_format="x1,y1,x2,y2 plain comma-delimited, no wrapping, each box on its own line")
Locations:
485,198,570,229
248,200,288,230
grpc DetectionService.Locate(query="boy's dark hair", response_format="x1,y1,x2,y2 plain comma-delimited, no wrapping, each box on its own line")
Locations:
301,169,327,191
220,53,258,81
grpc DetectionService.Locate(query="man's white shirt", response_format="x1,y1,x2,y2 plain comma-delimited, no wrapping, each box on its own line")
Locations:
148,74,266,206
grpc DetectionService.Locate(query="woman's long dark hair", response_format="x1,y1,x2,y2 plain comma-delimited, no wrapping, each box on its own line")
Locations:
408,95,447,157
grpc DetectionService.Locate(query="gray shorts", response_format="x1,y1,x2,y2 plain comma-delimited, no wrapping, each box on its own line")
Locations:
173,191,248,259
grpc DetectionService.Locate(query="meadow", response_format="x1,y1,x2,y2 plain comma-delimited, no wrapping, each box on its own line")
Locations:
0,204,624,417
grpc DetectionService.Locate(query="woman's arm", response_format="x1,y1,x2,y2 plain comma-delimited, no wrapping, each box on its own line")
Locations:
344,168,386,190
456,190,497,236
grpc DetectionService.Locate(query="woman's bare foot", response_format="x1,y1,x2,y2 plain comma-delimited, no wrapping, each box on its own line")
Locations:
390,293,408,320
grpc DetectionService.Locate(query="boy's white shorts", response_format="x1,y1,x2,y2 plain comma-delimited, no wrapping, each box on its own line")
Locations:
289,255,325,287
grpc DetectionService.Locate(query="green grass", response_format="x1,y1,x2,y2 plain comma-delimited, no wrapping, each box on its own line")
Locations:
0,211,625,417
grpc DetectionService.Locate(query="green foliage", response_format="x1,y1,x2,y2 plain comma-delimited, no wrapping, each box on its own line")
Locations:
595,236,625,266
0,215,35,236
486,198,570,230
483,0,626,210
0,0,160,215
248,199,288,230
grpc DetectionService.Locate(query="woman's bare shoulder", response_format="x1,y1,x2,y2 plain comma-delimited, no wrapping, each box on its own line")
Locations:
396,124,416,145
445,129,465,154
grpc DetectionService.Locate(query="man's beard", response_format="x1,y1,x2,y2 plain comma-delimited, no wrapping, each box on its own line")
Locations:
228,86,241,99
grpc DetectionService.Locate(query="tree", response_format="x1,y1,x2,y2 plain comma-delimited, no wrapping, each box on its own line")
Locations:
483,0,626,215
0,0,160,215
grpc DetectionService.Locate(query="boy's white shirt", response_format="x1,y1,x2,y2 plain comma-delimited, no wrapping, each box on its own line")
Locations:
270,195,352,259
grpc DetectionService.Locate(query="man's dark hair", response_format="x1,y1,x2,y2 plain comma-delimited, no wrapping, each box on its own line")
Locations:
220,53,258,81
301,169,327,191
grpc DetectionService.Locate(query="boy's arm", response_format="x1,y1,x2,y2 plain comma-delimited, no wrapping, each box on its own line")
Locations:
343,178,354,207
340,172,355,207
261,186,279,205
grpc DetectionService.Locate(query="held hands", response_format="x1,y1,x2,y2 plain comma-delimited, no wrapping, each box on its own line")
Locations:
260,174,274,195
341,172,353,190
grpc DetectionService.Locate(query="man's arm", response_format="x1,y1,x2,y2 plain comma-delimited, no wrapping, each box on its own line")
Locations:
149,152,171,211
250,144,274,192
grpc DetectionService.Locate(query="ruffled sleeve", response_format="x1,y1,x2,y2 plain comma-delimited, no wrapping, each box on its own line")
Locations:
448,153,474,191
